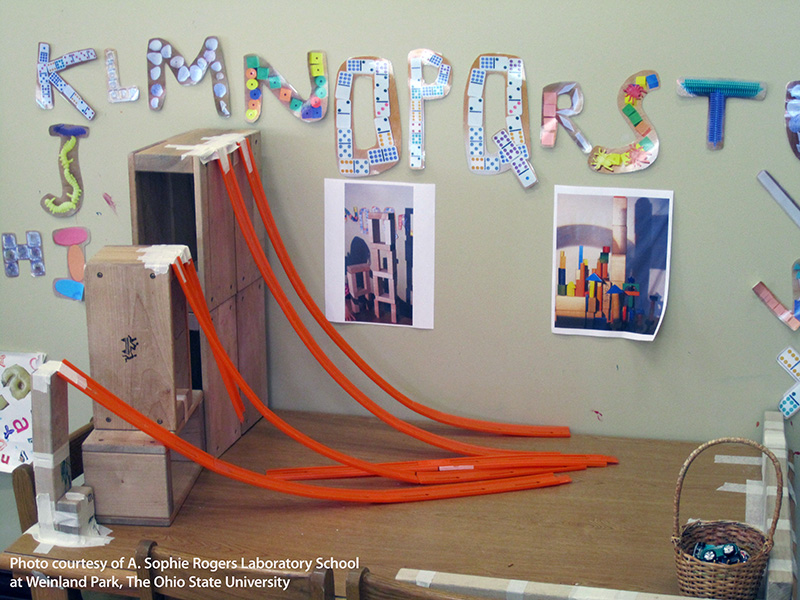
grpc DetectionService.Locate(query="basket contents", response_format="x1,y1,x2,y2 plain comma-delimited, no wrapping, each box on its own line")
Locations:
692,541,750,565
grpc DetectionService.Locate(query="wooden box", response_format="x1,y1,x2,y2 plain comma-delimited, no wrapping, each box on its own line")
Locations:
85,245,192,432
128,129,266,456
84,245,205,524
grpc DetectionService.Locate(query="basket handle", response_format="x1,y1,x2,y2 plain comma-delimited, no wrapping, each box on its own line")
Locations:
673,437,783,544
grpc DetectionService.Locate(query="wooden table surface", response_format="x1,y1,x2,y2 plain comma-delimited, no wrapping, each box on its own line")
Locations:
1,411,761,597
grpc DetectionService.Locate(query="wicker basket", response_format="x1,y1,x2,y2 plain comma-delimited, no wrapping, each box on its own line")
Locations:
672,437,783,600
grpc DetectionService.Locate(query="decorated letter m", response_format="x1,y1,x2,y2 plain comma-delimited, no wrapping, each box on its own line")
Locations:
147,36,231,117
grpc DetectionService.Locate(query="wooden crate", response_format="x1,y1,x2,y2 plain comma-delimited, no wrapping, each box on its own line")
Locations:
128,129,266,455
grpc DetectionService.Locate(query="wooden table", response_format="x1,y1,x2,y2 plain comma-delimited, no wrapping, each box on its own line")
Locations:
1,411,762,597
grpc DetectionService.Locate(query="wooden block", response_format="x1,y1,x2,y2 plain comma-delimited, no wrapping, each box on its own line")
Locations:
609,255,626,286
172,391,206,461
31,363,69,455
55,485,97,535
83,443,172,524
554,296,587,314
85,246,191,432
347,263,372,298
82,399,204,526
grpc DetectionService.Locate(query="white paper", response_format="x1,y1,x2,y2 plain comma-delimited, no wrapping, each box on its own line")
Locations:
551,185,673,341
325,179,435,329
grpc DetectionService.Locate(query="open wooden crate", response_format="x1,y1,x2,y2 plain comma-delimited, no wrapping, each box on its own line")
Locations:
128,129,266,457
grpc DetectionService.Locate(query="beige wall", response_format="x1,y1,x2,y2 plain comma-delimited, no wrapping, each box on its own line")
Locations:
2,0,800,548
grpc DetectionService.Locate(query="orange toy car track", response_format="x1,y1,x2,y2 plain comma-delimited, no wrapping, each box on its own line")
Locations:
235,138,569,438
56,360,571,503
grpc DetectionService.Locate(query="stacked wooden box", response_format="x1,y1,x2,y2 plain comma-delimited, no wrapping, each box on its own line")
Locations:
83,245,205,525
128,129,266,456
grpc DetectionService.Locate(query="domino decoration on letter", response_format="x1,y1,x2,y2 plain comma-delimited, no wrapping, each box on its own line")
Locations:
540,81,591,153
105,48,139,103
588,70,660,174
463,54,536,188
777,347,800,418
334,57,402,177
147,36,230,117
243,51,328,124
408,48,452,169
36,43,97,120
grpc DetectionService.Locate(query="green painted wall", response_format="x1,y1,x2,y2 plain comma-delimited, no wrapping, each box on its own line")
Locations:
1,0,799,561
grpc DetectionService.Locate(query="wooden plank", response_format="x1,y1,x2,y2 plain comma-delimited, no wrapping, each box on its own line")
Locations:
194,154,236,310
131,129,222,174
236,280,266,433
232,130,264,291
82,428,166,455
171,274,192,418
31,364,69,455
202,296,240,456
32,463,70,503
128,150,142,245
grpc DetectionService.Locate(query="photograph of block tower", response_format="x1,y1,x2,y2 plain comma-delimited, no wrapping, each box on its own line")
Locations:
343,182,415,326
552,186,672,339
